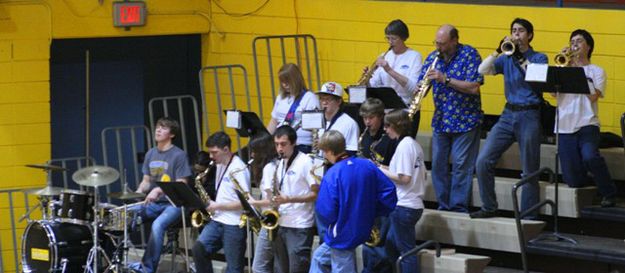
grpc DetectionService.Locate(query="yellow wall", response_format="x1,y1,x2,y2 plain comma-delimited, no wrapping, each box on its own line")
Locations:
1,0,624,271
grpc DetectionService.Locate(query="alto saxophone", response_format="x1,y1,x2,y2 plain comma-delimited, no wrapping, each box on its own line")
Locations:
191,161,214,228
357,127,369,158
407,52,440,120
369,135,385,165
356,46,393,86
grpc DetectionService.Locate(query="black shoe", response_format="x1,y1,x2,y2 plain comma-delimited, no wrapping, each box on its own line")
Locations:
601,197,616,208
470,210,498,219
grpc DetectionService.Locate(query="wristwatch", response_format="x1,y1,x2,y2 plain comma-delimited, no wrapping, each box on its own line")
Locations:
445,76,451,86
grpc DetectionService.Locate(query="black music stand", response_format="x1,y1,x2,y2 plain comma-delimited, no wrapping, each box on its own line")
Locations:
367,87,407,109
527,66,589,245
156,182,204,273
224,110,269,137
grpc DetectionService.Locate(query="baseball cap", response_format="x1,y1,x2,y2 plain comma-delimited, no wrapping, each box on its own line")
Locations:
317,81,344,98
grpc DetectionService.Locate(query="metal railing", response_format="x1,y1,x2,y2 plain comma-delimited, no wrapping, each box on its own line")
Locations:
252,34,321,120
148,95,202,153
199,64,254,153
394,240,441,273
47,156,96,191
101,125,152,202
0,188,39,273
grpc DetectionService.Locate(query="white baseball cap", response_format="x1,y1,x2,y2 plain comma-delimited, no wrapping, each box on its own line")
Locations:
317,81,344,98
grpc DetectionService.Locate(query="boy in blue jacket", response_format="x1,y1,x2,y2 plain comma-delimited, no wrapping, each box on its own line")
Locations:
310,130,397,273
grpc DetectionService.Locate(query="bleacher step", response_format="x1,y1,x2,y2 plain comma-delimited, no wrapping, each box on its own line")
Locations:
423,173,597,218
420,249,491,273
415,209,545,253
526,233,625,265
580,205,625,222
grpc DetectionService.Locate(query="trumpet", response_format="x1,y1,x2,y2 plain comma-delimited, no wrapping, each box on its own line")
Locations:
191,161,215,228
356,46,392,86
500,37,516,56
407,52,440,120
554,46,578,67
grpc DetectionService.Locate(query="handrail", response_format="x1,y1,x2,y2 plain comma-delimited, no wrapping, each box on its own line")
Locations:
394,240,441,273
512,167,554,273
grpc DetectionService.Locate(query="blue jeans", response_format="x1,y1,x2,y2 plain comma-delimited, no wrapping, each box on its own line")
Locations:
476,108,541,218
274,227,314,273
135,202,181,273
253,228,286,273
309,243,357,273
193,221,247,273
559,125,616,198
386,206,423,273
432,128,480,212
361,217,392,273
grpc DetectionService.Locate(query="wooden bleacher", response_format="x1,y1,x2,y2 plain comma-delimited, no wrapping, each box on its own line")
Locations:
423,172,597,218
415,209,546,253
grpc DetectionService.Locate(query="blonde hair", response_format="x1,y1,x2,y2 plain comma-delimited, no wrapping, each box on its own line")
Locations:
384,109,411,136
318,130,346,155
278,63,307,99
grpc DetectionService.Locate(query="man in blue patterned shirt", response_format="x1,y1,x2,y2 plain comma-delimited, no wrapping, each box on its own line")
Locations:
471,18,548,219
418,24,483,213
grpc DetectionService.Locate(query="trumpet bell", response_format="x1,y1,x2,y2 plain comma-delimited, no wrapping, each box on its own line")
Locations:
261,209,280,230
554,53,570,67
501,40,516,56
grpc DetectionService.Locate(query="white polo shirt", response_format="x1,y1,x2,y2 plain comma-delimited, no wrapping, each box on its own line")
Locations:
389,136,425,210
261,152,316,228
556,64,604,134
318,112,360,152
212,155,251,226
271,91,320,145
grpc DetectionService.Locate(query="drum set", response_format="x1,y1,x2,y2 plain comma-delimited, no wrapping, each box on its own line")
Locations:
20,164,145,273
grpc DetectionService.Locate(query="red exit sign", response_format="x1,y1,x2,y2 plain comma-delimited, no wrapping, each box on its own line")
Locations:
113,2,146,27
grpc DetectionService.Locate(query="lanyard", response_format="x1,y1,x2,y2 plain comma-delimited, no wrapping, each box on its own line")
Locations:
285,90,307,125
279,151,299,191
325,110,343,131
215,154,235,195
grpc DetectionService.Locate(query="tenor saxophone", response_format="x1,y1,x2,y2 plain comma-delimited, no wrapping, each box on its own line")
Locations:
407,52,440,120
191,161,214,228
356,46,393,86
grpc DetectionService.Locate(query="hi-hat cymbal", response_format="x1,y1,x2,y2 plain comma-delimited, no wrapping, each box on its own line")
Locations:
24,185,64,196
25,164,67,172
109,191,145,200
72,166,120,187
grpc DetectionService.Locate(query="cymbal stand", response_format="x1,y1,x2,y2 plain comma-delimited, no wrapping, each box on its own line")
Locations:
84,186,112,273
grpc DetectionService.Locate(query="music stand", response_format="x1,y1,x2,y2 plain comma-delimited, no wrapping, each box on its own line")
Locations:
224,110,269,137
156,182,205,273
527,65,589,245
347,86,407,108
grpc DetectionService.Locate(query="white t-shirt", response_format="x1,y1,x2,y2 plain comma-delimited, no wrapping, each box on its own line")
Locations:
211,155,251,226
556,64,604,134
261,152,316,228
318,112,360,152
388,136,425,210
271,91,320,145
369,48,423,105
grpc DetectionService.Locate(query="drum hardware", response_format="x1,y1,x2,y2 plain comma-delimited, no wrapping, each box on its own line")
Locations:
24,185,64,196
25,163,68,172
108,191,145,200
72,165,120,273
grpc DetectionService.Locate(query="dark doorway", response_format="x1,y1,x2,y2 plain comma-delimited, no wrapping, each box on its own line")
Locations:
50,35,201,194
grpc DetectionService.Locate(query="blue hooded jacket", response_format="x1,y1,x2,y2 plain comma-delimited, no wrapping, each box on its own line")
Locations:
316,156,397,250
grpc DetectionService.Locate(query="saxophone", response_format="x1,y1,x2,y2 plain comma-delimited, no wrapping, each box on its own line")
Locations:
191,161,214,228
311,128,320,155
356,46,393,86
230,160,279,234
357,127,369,158
310,159,326,184
407,52,440,120
369,135,385,165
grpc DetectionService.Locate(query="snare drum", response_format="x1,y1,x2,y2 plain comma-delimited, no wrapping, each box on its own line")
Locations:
99,203,132,231
22,220,92,273
59,189,95,225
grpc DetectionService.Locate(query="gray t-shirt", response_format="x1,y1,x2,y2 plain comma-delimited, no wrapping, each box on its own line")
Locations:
142,145,192,196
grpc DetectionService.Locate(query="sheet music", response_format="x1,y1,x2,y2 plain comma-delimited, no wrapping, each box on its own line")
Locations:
301,111,324,130
525,63,548,82
225,110,241,129
348,86,367,104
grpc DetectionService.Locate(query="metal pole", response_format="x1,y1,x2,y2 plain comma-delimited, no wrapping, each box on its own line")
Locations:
85,50,91,167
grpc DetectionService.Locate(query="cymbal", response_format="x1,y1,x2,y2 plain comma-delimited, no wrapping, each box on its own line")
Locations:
72,166,120,187
25,164,67,172
108,191,145,200
24,185,64,196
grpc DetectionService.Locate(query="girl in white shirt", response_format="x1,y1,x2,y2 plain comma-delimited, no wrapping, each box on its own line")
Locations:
267,63,320,153
377,109,425,273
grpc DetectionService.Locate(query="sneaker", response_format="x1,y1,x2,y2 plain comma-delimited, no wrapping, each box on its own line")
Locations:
601,197,616,208
128,262,144,273
469,210,498,219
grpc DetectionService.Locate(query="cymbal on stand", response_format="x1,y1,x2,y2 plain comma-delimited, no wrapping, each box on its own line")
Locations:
108,191,145,200
23,185,64,196
25,164,67,172
72,166,120,187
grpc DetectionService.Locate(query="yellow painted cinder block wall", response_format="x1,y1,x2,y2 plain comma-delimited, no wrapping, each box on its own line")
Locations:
204,0,625,135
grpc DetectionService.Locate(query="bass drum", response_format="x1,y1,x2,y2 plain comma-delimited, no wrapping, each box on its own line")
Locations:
22,220,92,273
